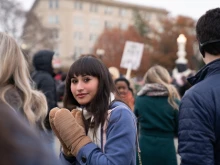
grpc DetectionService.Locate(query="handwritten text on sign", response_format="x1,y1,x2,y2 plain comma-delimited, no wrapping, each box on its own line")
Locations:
120,41,144,70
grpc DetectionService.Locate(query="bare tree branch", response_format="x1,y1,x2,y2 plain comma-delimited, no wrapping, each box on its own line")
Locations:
22,11,57,55
0,0,25,40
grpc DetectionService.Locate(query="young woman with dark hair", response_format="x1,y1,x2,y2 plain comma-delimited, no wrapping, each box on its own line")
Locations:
49,55,136,165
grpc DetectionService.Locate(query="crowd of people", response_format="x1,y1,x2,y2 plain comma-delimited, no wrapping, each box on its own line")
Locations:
1,7,220,165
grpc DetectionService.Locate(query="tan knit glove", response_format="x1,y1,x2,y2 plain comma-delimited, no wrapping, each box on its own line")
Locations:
52,109,91,156
49,107,72,156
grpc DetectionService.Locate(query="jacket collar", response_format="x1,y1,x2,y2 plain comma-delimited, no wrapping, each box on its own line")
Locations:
110,100,129,109
188,58,220,86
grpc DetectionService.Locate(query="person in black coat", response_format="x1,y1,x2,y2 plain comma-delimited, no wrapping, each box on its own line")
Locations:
32,50,58,130
178,8,220,165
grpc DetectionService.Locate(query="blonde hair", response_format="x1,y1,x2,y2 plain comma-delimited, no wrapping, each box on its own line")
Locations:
0,32,47,129
144,65,180,110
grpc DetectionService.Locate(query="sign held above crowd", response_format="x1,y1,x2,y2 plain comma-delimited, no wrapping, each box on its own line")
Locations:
120,41,144,79
120,41,144,70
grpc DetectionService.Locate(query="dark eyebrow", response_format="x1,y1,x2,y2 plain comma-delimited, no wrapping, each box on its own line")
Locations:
71,74,88,78
82,74,89,77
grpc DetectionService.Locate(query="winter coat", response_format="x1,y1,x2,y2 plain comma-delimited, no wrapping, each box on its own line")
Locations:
178,59,220,165
32,50,57,130
135,95,179,165
60,101,137,165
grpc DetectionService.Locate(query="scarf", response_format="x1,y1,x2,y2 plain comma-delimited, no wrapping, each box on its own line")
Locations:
137,83,168,96
76,93,115,148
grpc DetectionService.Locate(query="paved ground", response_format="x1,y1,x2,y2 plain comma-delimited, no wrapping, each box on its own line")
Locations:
174,138,181,165
54,136,61,157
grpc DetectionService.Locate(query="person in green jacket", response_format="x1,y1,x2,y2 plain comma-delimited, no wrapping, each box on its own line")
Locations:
135,65,180,165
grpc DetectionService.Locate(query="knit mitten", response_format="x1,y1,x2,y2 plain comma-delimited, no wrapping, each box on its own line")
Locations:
52,109,91,156
71,109,85,129
49,107,72,156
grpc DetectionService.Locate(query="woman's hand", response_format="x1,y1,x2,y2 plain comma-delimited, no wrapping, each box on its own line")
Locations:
49,107,72,156
71,109,85,129
50,108,91,156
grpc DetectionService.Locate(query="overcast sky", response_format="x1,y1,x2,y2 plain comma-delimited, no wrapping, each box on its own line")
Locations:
17,0,220,19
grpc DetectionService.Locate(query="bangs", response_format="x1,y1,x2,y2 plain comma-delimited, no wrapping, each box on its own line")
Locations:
68,56,101,78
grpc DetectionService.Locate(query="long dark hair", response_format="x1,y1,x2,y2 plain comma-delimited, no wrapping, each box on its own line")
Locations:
63,55,115,132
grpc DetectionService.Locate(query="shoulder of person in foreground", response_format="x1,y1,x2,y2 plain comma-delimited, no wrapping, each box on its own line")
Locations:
0,100,61,165
60,100,137,165
178,82,216,165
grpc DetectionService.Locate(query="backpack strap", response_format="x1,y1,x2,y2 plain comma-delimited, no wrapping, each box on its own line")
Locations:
102,105,128,153
101,103,141,164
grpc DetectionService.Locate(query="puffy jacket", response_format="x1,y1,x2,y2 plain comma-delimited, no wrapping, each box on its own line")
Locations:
178,59,220,165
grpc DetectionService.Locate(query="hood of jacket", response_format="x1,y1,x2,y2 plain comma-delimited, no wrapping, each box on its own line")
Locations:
188,58,220,86
33,50,54,75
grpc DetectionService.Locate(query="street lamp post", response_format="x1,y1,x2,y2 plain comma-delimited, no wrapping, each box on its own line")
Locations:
173,34,189,74
176,34,188,69
172,34,194,97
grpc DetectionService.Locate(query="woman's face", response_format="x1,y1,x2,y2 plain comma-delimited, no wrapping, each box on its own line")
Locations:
70,75,99,105
115,81,129,98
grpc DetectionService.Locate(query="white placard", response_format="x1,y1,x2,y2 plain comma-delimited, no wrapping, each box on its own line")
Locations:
120,41,144,70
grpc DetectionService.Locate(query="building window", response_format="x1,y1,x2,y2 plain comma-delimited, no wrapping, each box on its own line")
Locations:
104,21,112,29
73,16,84,25
73,32,83,40
145,13,152,20
119,23,128,30
104,6,113,15
49,0,59,9
89,19,99,27
50,29,59,39
89,48,93,53
89,34,98,42
90,4,98,12
53,46,60,56
74,1,83,10
48,15,59,24
73,47,83,59
119,8,127,17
